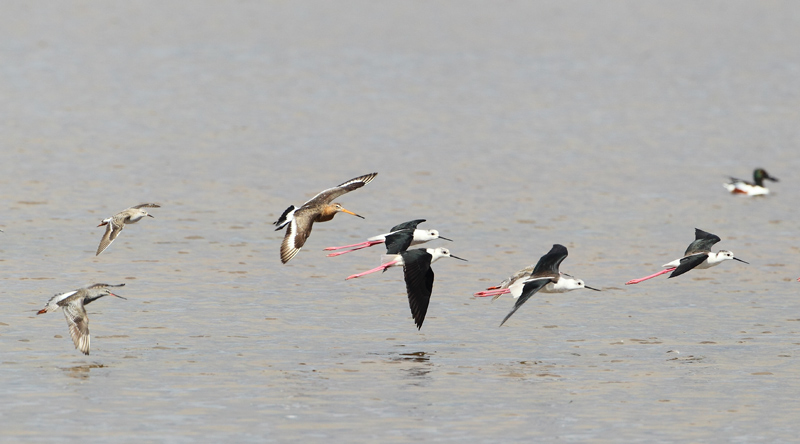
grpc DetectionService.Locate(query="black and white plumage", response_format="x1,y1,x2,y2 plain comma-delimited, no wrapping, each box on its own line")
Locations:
497,244,599,327
36,283,127,355
273,173,378,264
625,228,749,284
346,247,467,329
723,168,778,196
324,219,451,256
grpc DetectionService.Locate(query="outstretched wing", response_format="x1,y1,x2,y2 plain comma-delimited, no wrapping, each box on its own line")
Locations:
96,221,123,256
384,231,415,254
402,250,434,330
531,244,569,276
501,265,535,288
684,228,721,255
302,173,378,207
669,253,708,279
87,283,125,289
63,300,91,355
132,203,161,209
383,219,427,254
500,277,550,326
389,219,426,232
38,290,79,314
280,211,315,264
273,205,296,230
484,265,535,296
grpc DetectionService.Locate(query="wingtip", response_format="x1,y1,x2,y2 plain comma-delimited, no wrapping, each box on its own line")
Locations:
499,310,516,327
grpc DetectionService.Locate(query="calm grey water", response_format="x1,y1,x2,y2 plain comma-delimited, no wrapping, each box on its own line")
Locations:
2,1,799,442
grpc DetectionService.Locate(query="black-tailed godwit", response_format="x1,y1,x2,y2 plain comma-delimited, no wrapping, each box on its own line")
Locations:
273,173,378,264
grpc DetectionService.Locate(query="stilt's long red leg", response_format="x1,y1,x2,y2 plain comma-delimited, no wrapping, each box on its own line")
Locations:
473,288,511,297
324,241,372,251
625,268,676,285
345,260,399,280
326,240,386,256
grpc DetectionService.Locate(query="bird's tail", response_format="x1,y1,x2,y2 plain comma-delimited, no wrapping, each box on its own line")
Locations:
273,205,296,231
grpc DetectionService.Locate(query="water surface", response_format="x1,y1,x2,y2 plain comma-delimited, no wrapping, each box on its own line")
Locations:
1,1,799,442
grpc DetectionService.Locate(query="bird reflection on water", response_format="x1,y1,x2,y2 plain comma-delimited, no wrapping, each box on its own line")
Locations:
60,363,106,380
386,351,433,384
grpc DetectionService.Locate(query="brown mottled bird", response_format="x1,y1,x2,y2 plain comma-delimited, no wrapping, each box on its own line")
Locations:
96,203,160,255
37,283,126,355
273,173,377,263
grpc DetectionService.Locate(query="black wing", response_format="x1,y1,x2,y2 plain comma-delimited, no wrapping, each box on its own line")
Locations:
500,277,551,326
384,220,426,254
684,228,721,255
531,244,568,276
273,205,296,229
389,219,426,232
669,253,708,279
402,249,435,330
727,176,749,184
385,230,414,254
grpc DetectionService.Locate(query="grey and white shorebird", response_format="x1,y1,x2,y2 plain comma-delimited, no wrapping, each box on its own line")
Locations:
36,283,127,355
273,173,378,264
474,263,537,301
723,168,778,196
96,203,160,255
475,244,599,326
625,228,748,285
346,247,467,329
473,244,600,300
324,219,452,256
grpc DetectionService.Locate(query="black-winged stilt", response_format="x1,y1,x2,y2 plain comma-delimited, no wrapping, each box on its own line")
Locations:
273,173,378,264
476,244,598,326
324,219,451,256
346,247,466,329
474,246,599,301
625,228,748,285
